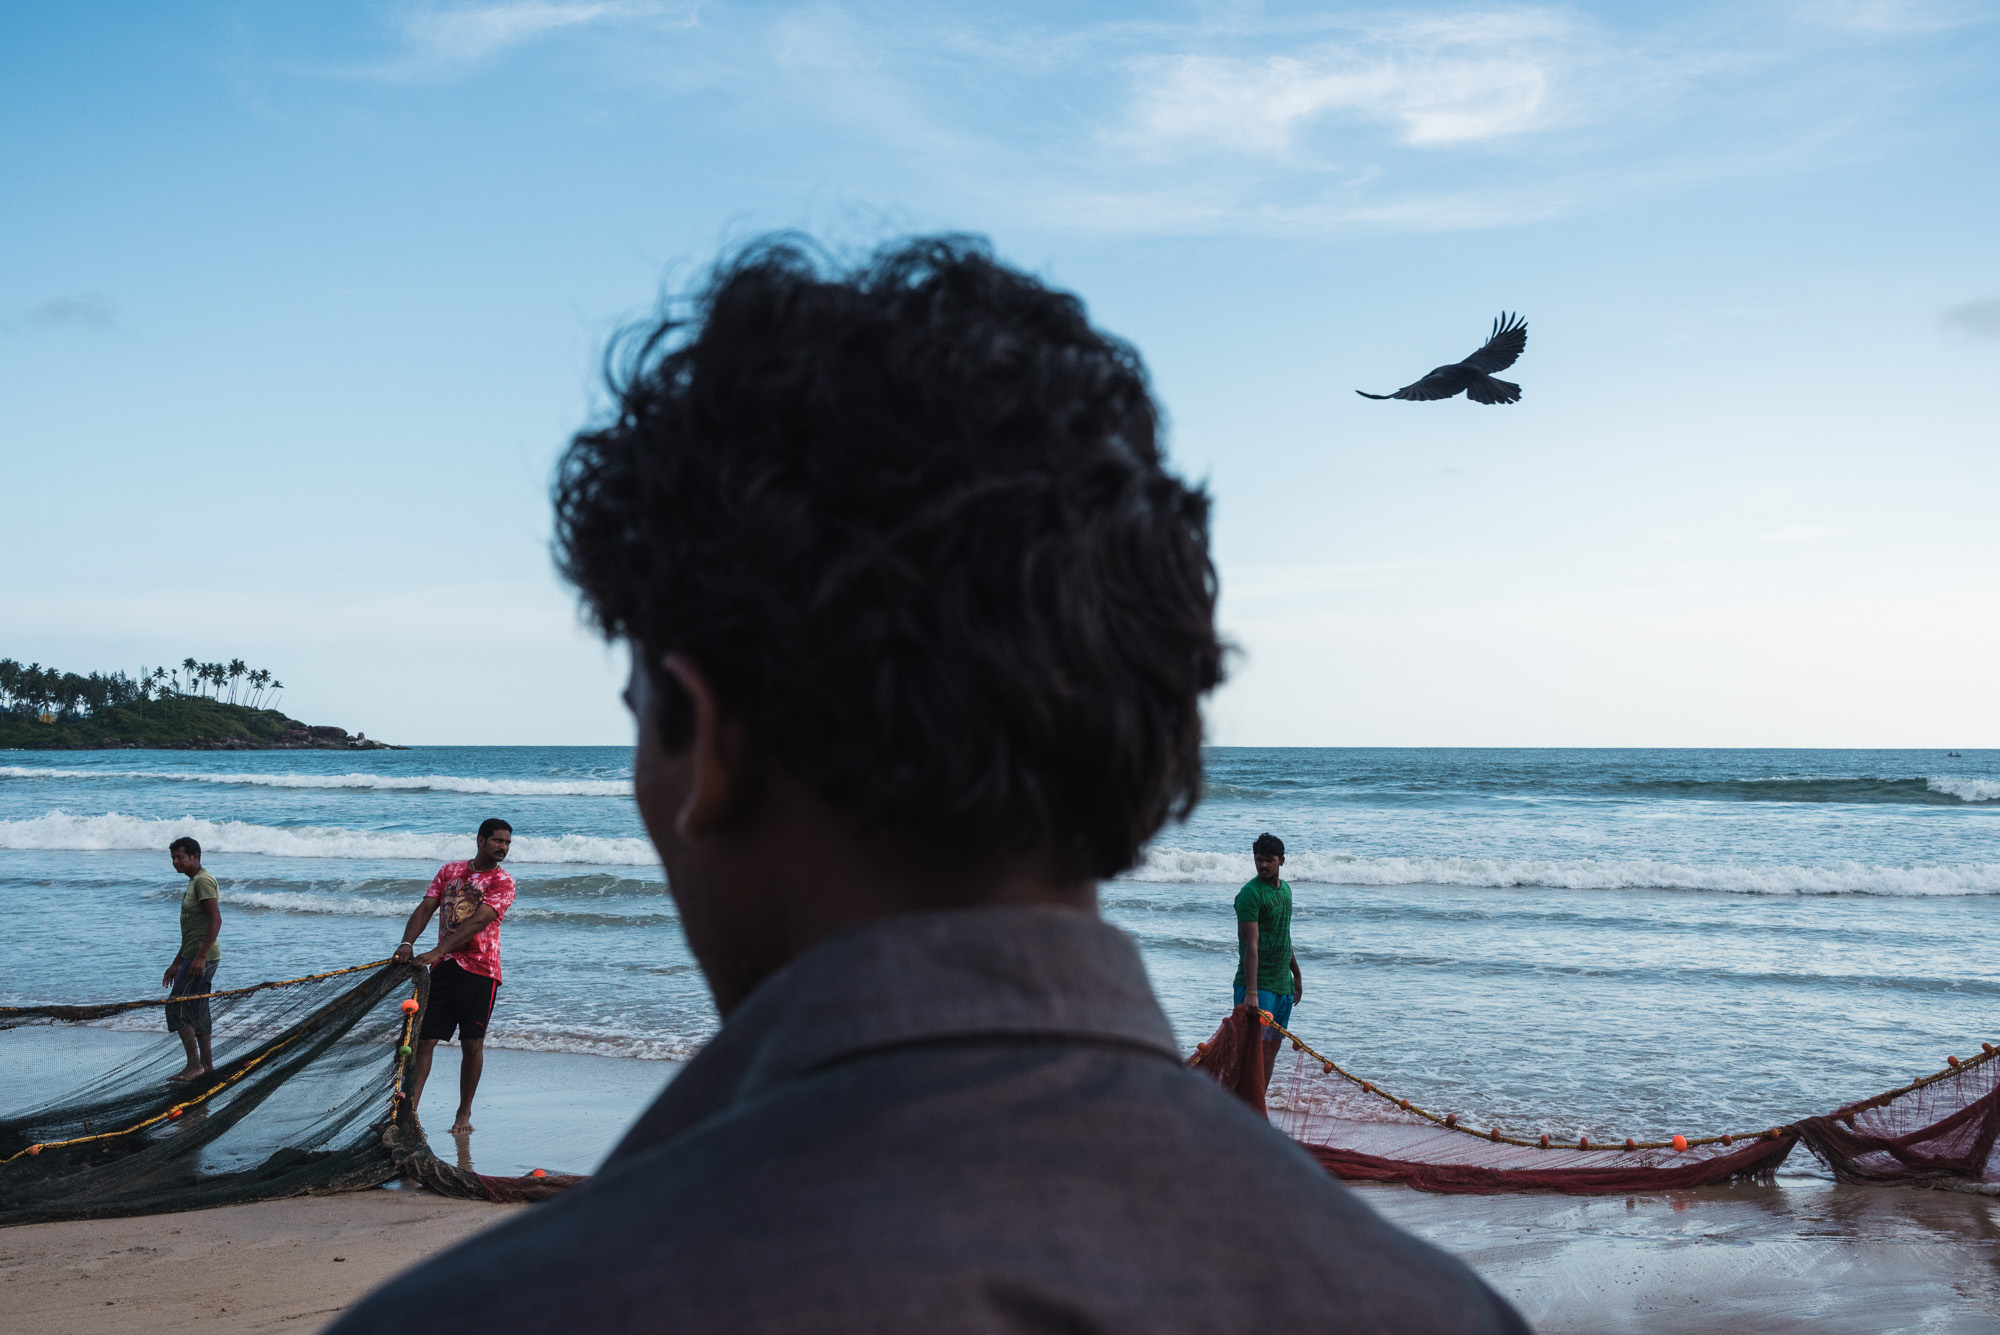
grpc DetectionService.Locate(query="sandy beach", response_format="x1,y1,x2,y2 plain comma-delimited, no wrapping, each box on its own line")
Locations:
11,1171,1999,1333
3,1191,516,1334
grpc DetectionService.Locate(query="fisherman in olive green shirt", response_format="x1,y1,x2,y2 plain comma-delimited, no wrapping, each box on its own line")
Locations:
164,836,222,1082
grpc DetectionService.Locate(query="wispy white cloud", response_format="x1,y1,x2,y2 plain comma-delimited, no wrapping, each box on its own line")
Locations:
379,1,689,77
316,1,1981,238
1762,524,1842,542
1116,11,1582,156
1798,0,1986,34
1940,297,2000,340
23,294,117,332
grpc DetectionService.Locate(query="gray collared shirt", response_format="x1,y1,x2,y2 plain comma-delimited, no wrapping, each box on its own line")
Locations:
335,905,1527,1333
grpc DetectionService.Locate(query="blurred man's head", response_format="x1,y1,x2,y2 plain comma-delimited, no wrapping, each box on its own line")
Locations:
557,236,1224,1006
169,836,202,876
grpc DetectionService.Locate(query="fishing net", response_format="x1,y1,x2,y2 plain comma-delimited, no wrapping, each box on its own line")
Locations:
1794,1045,2000,1188
12,971,1996,1226
0,962,580,1227
1193,1006,2000,1196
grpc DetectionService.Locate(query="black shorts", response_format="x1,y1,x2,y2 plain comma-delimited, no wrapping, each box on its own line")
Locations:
419,959,499,1043
165,959,219,1036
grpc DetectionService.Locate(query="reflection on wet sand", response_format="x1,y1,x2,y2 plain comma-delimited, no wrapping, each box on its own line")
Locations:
1371,1176,2000,1334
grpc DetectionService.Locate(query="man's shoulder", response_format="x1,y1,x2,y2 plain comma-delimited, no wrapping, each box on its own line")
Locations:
189,870,219,898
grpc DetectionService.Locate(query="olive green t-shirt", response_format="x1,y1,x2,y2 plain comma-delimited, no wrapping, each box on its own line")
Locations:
180,870,222,962
1232,876,1293,994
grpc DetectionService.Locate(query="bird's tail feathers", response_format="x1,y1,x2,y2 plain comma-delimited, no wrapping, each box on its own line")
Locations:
1466,374,1521,405
1355,390,1394,399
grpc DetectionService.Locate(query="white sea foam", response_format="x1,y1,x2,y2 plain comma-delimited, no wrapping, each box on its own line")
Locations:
224,888,677,924
0,766,630,797
226,890,410,917
0,811,656,866
1929,776,2000,803
1129,847,2000,896
481,1028,707,1062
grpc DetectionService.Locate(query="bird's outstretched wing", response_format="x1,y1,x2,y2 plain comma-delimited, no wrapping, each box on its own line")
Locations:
1460,312,1526,374
1356,371,1463,401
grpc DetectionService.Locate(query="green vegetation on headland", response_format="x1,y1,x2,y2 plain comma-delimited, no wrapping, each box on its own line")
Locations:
0,658,395,751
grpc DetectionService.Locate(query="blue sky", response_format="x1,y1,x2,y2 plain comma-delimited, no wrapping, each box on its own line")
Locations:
4,0,1995,746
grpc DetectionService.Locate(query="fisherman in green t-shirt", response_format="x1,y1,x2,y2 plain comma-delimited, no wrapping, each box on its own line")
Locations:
1233,833,1302,1049
163,836,223,1083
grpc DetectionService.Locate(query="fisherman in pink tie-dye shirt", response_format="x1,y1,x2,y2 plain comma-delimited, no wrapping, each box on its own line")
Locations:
393,818,517,1135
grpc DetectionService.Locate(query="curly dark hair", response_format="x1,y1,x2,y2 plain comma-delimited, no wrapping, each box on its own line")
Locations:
554,235,1223,879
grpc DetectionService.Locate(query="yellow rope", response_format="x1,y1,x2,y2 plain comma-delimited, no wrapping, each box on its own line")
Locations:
0,958,397,1018
4,960,415,1166
1191,1011,1999,1153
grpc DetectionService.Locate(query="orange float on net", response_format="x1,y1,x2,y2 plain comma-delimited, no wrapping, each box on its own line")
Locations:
1949,1056,1962,1068
529,1168,547,1178
1537,1134,1550,1149
1670,1134,1687,1152
1321,1061,1333,1075
1444,1114,1458,1127
1623,1138,1636,1151
1721,1133,1733,1146
400,999,420,1014
1766,1127,1782,1140
1398,1098,1411,1111
26,1144,41,1156
1985,1042,1995,1055
1291,1039,1302,1052
168,1107,184,1120
1360,1082,1373,1094
1488,1128,1501,1142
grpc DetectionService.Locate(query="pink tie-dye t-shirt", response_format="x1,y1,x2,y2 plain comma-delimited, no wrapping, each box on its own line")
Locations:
423,860,516,983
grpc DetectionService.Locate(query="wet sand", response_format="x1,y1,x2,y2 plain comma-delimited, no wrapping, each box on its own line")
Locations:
2,1190,516,1334
1370,1177,2000,1333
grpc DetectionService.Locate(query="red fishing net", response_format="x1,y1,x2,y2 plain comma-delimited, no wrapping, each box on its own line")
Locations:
1193,1006,2000,1196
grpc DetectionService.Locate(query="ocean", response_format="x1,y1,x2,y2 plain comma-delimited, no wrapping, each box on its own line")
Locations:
4,747,1996,1158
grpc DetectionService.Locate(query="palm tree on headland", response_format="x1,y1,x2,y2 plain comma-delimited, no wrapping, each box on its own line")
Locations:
181,658,198,697
227,659,246,704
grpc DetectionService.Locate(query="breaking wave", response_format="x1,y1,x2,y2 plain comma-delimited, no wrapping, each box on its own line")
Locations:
1611,775,1997,805
0,766,630,797
1930,777,2000,803
0,811,655,866
224,889,676,925
1129,847,2000,896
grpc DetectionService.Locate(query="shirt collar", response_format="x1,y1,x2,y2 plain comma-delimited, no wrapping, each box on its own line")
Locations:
604,904,1180,1166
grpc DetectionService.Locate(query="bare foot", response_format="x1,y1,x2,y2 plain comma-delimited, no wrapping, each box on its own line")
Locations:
450,1114,475,1135
166,1065,209,1084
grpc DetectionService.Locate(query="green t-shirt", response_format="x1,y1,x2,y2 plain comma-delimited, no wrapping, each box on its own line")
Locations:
180,870,222,962
1232,876,1293,994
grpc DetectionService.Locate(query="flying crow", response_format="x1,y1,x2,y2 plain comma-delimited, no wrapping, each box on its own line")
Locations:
1358,312,1527,404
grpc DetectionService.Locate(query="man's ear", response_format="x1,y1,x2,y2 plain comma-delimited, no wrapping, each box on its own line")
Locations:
659,652,757,839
